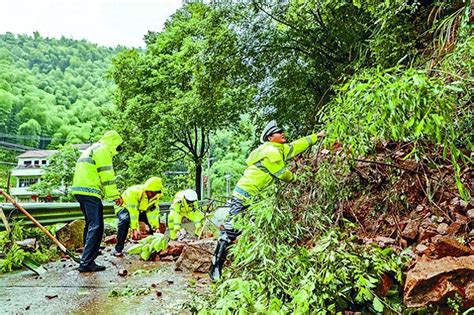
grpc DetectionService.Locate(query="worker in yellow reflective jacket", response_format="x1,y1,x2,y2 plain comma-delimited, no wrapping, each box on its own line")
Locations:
209,121,325,279
114,177,164,256
72,130,124,273
168,189,204,240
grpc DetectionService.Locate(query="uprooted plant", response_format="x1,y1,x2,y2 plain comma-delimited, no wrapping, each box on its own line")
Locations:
0,223,58,273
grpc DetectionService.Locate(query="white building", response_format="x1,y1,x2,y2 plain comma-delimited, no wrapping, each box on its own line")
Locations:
10,144,90,202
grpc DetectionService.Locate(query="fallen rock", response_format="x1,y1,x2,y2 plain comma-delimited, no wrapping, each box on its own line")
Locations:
103,222,117,236
175,239,216,273
432,237,473,258
374,236,396,248
160,255,175,262
404,255,474,308
15,238,37,251
467,209,474,220
415,243,429,255
401,220,419,240
159,241,185,257
436,223,449,235
446,222,463,235
104,235,117,245
56,220,85,249
118,269,128,277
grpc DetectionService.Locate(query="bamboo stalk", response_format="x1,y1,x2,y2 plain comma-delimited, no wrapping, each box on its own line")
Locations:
0,189,68,253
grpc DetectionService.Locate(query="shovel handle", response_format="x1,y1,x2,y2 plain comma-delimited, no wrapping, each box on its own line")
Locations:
0,189,68,253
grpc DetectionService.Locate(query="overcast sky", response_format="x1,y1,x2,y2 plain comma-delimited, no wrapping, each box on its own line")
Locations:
0,0,183,47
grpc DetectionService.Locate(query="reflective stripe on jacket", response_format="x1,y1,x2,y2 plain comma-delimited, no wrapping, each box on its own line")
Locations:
71,130,122,201
232,134,318,199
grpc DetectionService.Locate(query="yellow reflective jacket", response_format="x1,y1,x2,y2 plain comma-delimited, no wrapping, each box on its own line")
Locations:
233,134,319,200
71,130,123,201
117,177,163,230
170,191,200,215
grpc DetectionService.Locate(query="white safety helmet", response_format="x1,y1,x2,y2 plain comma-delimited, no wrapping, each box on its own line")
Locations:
183,189,198,202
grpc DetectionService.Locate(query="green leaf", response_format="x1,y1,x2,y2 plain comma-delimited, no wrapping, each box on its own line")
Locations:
373,296,384,313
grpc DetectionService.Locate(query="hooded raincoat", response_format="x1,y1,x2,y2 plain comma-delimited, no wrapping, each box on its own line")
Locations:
71,130,123,201
168,191,204,240
116,177,163,230
232,134,319,200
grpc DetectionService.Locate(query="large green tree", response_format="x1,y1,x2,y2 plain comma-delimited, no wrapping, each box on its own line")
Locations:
110,4,250,197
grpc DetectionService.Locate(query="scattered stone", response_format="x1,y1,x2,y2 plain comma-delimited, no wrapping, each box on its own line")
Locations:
159,241,185,257
160,255,175,262
401,220,419,240
467,209,474,220
418,227,438,243
400,238,408,248
175,239,216,273
15,238,37,251
436,223,449,235
45,295,58,300
404,255,474,308
446,222,463,235
432,237,473,258
156,291,162,297
167,280,174,285
151,283,157,288
415,243,429,255
25,305,31,310
56,220,85,249
431,215,444,224
103,222,117,237
104,235,117,245
375,236,396,248
118,269,128,277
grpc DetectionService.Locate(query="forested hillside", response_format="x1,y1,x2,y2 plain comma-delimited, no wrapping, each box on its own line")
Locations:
0,33,122,149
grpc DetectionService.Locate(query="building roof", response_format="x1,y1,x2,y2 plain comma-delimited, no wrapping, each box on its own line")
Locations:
17,150,57,159
16,143,91,159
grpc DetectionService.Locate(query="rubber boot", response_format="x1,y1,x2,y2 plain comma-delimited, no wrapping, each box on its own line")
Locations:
209,237,230,280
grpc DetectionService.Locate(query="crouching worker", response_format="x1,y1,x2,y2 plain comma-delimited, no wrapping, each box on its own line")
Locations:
168,189,204,240
209,120,326,280
114,177,164,256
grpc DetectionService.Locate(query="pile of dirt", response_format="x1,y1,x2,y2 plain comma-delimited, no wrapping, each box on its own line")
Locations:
303,141,473,309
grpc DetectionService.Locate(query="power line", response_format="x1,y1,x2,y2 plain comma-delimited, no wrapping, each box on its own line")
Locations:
0,132,66,142
0,141,33,152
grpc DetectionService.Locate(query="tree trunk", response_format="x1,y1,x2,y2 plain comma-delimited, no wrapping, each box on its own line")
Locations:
195,162,202,200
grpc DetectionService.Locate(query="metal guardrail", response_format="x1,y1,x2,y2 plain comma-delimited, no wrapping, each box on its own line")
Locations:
0,202,172,230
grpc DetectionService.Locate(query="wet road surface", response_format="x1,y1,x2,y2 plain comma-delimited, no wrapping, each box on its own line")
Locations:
0,247,209,314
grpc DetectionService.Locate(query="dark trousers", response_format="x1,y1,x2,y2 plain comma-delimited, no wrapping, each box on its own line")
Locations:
75,195,104,268
223,196,248,241
115,208,153,253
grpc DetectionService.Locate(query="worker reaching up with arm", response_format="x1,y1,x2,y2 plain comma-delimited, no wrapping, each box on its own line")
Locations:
71,130,124,273
114,177,164,257
209,121,326,280
168,189,204,240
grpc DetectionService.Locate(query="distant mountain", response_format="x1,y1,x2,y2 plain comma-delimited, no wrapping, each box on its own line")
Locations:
0,32,124,149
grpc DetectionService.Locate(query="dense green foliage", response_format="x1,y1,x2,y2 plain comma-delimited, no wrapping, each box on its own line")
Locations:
0,33,121,148
0,224,58,273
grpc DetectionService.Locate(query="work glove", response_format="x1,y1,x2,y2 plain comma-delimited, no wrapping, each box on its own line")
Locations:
114,197,124,206
131,229,139,240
